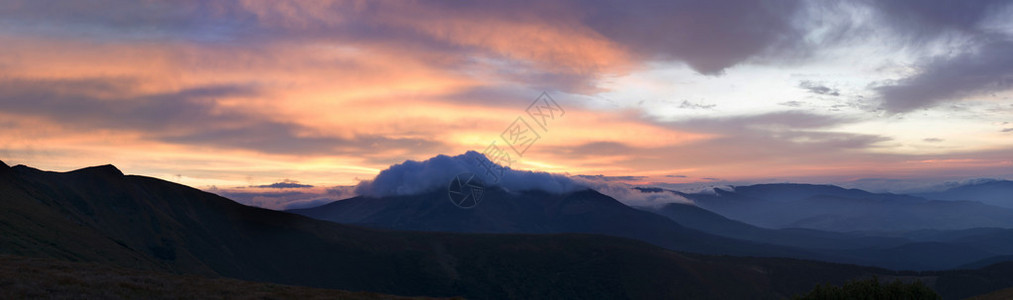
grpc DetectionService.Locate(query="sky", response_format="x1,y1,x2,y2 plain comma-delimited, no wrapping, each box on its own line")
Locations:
1,0,1012,208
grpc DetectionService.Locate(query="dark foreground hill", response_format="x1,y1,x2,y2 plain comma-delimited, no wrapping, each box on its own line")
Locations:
0,254,434,300
1,160,1012,299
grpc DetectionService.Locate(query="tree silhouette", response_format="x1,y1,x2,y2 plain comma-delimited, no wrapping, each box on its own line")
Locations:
793,276,941,300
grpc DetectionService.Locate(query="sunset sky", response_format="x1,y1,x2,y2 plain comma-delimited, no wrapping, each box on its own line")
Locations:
1,1,1012,207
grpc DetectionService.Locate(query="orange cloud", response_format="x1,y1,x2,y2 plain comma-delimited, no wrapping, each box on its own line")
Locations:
2,0,1011,200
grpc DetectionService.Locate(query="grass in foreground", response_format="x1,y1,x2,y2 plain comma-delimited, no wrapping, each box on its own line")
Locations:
0,255,452,299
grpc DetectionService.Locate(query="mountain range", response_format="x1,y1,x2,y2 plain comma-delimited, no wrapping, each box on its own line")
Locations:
673,183,1013,232
3,159,1013,299
916,180,1013,209
290,181,1013,271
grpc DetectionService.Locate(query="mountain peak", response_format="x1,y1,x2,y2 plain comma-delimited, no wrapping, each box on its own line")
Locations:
70,164,124,177
0,159,8,171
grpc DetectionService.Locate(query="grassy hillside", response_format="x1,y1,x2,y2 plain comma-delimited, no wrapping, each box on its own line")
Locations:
0,254,439,299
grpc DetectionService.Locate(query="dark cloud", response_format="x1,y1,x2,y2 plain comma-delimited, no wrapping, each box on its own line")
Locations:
0,77,254,129
867,0,1009,41
923,138,944,143
779,100,805,107
876,39,1013,112
798,80,840,96
0,0,255,42
1003,128,1013,133
861,0,1013,113
665,175,688,178
0,77,447,156
251,180,314,189
325,186,357,197
397,0,810,75
579,0,805,74
211,185,356,210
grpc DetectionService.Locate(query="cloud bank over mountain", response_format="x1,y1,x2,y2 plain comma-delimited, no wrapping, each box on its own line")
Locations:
351,151,696,207
573,178,694,208
355,151,584,197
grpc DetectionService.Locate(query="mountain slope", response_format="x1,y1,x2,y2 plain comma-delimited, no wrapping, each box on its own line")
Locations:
288,187,823,259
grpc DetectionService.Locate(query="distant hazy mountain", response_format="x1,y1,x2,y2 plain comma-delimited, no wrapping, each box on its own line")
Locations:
641,201,1013,270
643,202,908,250
916,180,1013,209
675,184,1013,232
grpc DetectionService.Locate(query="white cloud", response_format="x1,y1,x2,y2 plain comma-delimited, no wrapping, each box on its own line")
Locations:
355,151,583,197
